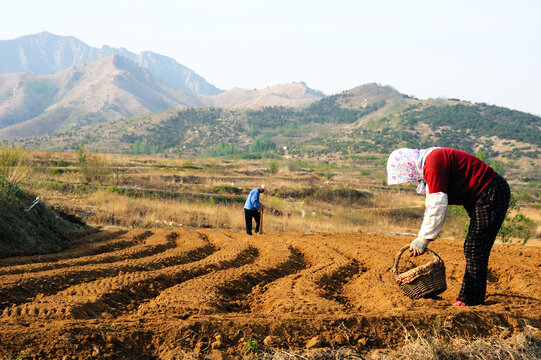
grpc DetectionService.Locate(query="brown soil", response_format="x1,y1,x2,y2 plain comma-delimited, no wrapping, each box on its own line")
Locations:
0,228,539,359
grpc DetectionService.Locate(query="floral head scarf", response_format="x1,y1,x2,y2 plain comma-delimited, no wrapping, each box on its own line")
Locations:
387,147,440,194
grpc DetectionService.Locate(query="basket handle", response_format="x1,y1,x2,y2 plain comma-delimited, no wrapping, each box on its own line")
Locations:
392,244,443,276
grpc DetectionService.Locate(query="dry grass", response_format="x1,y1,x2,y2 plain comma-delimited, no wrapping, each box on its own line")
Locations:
172,328,541,360
0,144,33,184
19,151,540,242
86,190,246,229
369,326,541,360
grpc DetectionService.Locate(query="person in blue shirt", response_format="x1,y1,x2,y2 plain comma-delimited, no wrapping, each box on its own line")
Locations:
244,185,266,235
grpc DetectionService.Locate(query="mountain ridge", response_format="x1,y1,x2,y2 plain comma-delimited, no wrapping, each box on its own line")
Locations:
0,54,202,139
199,81,325,108
12,83,540,181
0,31,221,95
0,52,327,140
0,52,326,139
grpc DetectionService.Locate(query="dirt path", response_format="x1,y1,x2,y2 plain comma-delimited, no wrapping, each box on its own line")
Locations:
0,228,539,359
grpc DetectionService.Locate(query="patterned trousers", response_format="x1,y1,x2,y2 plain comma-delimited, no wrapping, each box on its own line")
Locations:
458,174,510,305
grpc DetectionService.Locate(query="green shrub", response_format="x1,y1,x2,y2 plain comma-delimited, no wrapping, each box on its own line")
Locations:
214,185,243,194
498,195,534,244
76,144,113,184
205,142,239,157
268,161,279,174
287,159,300,172
249,134,276,153
451,194,534,244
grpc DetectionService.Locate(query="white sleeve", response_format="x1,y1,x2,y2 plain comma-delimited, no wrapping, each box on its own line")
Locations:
417,192,448,240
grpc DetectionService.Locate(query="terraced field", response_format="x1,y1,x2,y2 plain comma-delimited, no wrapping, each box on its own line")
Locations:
0,228,539,359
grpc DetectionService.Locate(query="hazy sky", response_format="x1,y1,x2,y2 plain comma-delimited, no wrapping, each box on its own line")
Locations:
2,0,541,115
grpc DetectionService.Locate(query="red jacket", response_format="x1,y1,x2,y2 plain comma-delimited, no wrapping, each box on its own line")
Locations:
424,148,496,207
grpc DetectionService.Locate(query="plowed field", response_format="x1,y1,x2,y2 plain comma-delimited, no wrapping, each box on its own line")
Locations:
0,228,539,359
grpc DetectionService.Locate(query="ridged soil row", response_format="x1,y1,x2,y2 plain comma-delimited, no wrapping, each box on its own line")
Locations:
249,233,360,315
0,229,159,276
331,234,541,313
326,233,420,313
1,229,256,320
487,246,541,306
440,240,541,308
0,229,167,308
137,230,306,316
0,228,141,274
0,229,213,314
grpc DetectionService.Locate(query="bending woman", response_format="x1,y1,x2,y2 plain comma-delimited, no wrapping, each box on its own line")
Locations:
387,147,510,306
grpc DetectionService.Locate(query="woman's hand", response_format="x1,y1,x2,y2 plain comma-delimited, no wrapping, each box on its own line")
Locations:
409,237,430,257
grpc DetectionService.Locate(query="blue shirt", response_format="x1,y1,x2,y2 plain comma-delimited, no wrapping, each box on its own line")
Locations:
244,188,261,210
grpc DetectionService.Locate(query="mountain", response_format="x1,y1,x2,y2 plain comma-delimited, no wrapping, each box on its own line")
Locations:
0,53,326,139
0,54,202,139
199,82,325,108
0,32,222,95
0,33,330,140
13,83,540,181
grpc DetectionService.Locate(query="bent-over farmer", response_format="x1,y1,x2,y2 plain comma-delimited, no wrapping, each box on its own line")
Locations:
387,147,510,306
244,185,266,235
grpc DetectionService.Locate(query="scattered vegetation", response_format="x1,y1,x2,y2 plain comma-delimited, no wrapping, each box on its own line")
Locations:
400,103,541,155
76,144,114,184
173,328,541,359
368,326,541,360
9,85,541,175
0,174,78,257
24,79,59,108
0,144,33,184
14,150,537,243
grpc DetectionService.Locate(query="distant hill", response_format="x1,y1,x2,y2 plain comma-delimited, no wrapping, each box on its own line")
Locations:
0,32,222,95
0,53,326,140
0,54,203,139
15,83,540,175
199,82,325,108
0,33,330,140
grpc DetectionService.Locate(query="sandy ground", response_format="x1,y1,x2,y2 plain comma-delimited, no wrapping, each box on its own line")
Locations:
0,228,539,359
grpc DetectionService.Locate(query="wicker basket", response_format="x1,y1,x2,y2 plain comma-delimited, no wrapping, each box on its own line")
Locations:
392,244,447,299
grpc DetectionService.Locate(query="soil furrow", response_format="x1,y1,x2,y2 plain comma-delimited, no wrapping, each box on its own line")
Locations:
0,228,146,272
138,231,306,316
1,230,257,319
0,230,158,276
248,234,357,314
0,229,211,309
0,229,539,359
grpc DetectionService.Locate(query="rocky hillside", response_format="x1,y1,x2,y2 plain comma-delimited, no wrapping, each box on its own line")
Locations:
0,53,326,140
0,32,222,95
0,54,202,139
199,82,325,108
14,83,540,176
